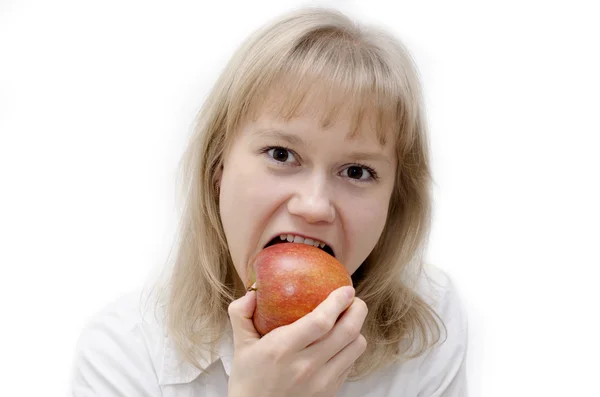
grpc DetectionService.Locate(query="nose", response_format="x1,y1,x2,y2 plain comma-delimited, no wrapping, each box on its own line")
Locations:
287,178,336,224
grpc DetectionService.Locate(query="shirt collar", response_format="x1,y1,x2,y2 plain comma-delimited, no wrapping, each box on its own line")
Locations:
158,323,234,386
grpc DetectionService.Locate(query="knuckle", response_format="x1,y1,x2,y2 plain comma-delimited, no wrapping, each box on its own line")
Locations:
352,298,368,317
311,377,329,395
341,320,361,339
294,359,316,384
312,312,334,333
336,366,352,389
337,288,348,304
356,298,368,314
358,334,367,347
227,300,237,317
356,334,368,353
264,343,286,362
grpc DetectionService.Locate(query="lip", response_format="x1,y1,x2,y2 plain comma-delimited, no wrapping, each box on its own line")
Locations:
264,232,336,257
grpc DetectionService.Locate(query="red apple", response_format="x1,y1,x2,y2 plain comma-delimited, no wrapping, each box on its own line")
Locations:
247,242,352,336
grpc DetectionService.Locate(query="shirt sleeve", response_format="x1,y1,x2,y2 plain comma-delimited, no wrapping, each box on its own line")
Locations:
417,268,469,397
67,293,164,397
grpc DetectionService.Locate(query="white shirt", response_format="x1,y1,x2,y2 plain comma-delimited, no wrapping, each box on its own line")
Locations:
68,264,468,397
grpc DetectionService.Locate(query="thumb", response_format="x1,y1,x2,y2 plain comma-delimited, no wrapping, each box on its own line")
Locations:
228,287,260,347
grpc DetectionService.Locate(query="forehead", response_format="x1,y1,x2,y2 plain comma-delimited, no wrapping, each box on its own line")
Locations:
245,82,394,147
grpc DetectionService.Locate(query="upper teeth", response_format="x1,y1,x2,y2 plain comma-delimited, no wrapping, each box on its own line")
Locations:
280,234,326,249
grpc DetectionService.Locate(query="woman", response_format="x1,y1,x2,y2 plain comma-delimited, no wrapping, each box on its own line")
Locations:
69,7,467,397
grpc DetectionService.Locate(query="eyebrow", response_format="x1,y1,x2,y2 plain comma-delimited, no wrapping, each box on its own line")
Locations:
251,129,307,147
252,128,392,165
346,151,392,165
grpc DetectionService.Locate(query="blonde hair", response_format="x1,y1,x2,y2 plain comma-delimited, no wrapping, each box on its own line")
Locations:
158,7,445,380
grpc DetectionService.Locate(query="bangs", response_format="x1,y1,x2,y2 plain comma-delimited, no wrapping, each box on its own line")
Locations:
225,26,419,150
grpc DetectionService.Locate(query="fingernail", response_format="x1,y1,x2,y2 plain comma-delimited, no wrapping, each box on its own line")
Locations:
343,286,355,301
246,283,257,294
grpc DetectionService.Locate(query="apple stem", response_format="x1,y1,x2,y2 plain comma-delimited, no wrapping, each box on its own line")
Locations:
246,286,257,292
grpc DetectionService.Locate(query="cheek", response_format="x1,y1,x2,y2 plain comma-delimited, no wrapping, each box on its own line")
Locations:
342,197,389,273
218,160,286,278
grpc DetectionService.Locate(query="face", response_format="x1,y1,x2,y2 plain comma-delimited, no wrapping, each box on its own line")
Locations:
218,98,396,284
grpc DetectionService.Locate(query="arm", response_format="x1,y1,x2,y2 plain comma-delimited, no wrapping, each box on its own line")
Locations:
68,295,164,397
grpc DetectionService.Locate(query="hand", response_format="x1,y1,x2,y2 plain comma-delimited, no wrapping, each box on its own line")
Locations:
227,285,368,397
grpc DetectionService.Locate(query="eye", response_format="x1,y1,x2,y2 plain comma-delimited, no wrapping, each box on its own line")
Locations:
340,165,377,182
266,146,298,164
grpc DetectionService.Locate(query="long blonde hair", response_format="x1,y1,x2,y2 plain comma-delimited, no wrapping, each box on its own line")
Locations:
158,7,445,380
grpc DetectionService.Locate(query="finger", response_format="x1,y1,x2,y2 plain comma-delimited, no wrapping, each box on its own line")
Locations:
335,362,354,390
228,287,260,348
303,298,368,366
279,286,355,350
323,334,367,381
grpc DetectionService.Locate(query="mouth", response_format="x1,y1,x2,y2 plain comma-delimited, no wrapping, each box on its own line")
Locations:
264,234,336,258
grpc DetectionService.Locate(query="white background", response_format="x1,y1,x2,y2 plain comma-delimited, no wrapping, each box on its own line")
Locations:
1,0,599,395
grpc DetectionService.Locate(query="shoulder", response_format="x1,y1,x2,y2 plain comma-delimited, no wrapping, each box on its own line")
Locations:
413,263,469,396
339,265,469,397
68,290,166,397
417,263,468,323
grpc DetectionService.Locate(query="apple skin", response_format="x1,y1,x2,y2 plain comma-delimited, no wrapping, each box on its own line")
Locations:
247,242,352,336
